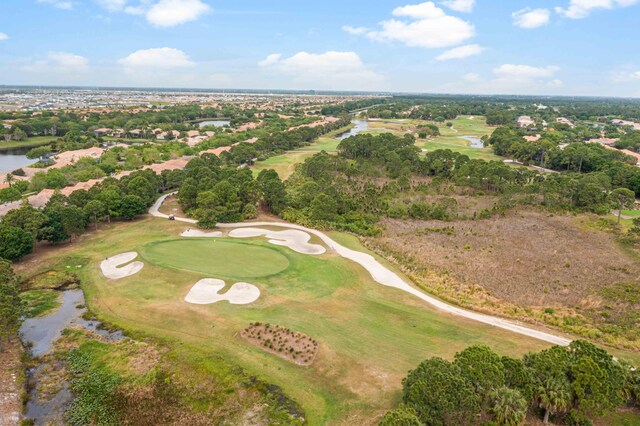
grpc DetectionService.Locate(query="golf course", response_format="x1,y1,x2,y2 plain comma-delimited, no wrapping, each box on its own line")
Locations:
20,214,565,424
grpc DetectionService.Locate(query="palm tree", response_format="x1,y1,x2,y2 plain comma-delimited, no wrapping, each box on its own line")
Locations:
4,173,14,188
489,387,528,426
537,377,572,424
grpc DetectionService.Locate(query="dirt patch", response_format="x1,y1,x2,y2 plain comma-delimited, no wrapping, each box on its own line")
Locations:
369,210,640,308
241,323,319,366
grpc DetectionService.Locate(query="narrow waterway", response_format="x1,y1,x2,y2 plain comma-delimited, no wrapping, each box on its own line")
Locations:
335,120,369,140
20,289,124,424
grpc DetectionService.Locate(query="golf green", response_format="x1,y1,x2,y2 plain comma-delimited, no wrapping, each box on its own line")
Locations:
142,239,290,279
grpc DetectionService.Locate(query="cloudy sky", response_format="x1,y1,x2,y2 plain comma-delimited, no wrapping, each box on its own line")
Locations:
1,0,639,96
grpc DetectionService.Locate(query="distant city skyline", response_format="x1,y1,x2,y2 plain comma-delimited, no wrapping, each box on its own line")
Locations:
1,0,639,97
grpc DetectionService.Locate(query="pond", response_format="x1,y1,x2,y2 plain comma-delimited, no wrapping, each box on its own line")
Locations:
0,146,34,174
198,120,231,128
20,288,125,424
335,120,369,140
458,136,484,148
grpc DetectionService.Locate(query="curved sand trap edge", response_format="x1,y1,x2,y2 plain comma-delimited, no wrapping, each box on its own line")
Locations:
229,228,326,255
181,229,223,238
185,278,260,305
100,252,144,280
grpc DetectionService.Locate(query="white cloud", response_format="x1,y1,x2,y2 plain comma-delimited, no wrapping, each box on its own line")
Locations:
342,25,369,35
119,47,195,69
0,33,8,41
441,0,475,13
463,73,481,82
146,0,211,27
512,8,551,28
37,0,75,10
611,70,640,82
258,51,383,90
555,0,639,19
494,64,559,79
95,0,128,12
258,53,282,67
23,52,89,73
436,44,484,60
355,2,475,49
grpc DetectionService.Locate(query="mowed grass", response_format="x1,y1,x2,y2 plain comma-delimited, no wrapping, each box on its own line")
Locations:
141,238,290,279
252,127,346,179
16,217,565,424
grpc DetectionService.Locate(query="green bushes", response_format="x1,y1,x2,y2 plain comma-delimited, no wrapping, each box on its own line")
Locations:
383,341,636,426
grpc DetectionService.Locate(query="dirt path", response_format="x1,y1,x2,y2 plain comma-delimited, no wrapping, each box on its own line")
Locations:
149,194,572,346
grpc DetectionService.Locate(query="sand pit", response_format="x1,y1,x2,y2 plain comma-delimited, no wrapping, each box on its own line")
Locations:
185,279,260,305
180,229,223,238
100,252,144,280
228,228,326,255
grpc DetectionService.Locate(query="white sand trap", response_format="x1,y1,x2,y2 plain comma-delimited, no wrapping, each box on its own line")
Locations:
100,252,144,280
228,228,326,255
185,278,260,305
181,229,223,238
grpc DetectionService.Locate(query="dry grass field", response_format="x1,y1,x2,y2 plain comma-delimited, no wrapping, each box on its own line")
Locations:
366,209,640,349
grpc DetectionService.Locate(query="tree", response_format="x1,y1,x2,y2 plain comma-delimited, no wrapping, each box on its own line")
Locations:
60,205,88,239
119,195,147,220
258,169,286,214
26,145,52,160
84,200,106,230
610,187,635,223
309,193,338,222
537,377,572,424
379,405,423,426
454,345,506,396
0,259,23,350
402,357,480,426
488,387,528,426
0,225,34,261
4,173,14,188
2,205,47,247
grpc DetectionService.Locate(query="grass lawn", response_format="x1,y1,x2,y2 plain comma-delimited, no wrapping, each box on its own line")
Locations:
418,137,503,161
142,239,290,279
0,136,57,152
16,217,564,424
622,210,640,217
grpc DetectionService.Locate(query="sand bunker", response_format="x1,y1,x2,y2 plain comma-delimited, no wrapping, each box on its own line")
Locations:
228,228,326,255
100,252,144,280
180,229,223,238
185,279,260,305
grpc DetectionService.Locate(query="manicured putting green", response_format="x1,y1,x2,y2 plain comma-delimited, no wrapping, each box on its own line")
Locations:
142,239,290,279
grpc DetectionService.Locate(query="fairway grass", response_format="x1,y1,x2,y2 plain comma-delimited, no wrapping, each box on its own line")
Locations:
17,217,616,424
142,238,290,279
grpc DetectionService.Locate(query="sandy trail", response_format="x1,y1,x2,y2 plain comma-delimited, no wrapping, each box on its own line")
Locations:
150,193,571,346
229,228,326,255
185,279,260,305
100,252,144,280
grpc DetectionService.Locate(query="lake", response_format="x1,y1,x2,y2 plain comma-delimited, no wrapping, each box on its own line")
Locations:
0,146,34,174
198,120,231,128
335,120,369,140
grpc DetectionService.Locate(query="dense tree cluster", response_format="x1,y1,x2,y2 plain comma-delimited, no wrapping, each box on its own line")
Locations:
0,169,166,261
382,341,637,425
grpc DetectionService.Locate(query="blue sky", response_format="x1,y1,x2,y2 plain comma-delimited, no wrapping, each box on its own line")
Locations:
0,0,639,96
